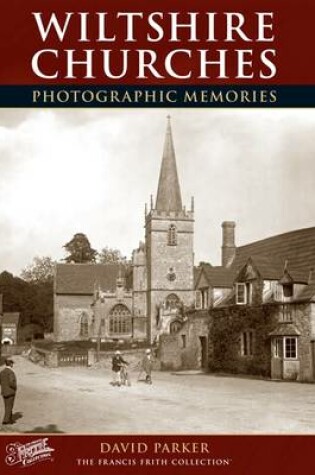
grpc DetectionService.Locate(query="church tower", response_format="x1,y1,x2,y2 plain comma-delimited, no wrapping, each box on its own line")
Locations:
145,117,195,342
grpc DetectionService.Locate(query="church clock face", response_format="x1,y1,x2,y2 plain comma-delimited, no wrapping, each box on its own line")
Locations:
167,267,176,281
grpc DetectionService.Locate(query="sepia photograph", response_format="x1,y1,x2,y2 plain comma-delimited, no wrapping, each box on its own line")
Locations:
0,109,315,435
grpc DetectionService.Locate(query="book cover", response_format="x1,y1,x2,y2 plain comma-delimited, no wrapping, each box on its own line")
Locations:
0,1,314,474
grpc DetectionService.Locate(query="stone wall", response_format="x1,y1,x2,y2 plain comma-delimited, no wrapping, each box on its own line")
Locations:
54,294,94,342
89,347,157,371
55,293,147,343
158,312,209,370
293,303,313,382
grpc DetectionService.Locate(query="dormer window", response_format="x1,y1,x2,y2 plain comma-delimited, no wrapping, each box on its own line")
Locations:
278,270,294,301
195,290,202,309
195,289,209,309
236,282,252,305
276,283,294,301
168,224,177,246
283,283,293,298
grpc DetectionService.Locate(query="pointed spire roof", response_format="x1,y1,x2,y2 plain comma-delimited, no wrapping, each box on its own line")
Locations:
155,116,183,212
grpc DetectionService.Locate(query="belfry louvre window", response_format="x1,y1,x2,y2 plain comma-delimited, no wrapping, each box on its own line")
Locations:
168,224,177,246
109,304,132,335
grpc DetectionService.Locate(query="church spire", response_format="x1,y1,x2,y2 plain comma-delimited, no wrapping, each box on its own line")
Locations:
155,116,183,212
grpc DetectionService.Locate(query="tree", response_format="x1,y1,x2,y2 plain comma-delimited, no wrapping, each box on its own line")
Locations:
20,257,55,333
63,233,97,263
21,256,56,284
97,247,126,264
0,271,53,334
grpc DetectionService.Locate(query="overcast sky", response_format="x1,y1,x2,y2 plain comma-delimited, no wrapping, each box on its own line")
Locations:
0,108,315,275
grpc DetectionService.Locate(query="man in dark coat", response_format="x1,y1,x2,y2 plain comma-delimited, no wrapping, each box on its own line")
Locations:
0,358,17,425
111,351,128,386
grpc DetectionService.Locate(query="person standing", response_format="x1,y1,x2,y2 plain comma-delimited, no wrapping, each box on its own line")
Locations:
111,351,128,387
142,349,153,384
0,358,17,425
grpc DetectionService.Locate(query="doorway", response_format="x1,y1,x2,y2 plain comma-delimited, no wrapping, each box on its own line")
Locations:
271,337,283,379
199,336,208,370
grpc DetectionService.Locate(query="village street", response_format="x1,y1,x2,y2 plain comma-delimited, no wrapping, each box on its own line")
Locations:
1,356,315,434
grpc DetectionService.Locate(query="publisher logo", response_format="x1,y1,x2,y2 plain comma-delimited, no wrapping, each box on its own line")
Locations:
5,438,55,467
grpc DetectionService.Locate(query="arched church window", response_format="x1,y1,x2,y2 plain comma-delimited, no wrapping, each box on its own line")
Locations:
165,293,180,310
168,224,177,246
80,312,89,338
109,304,132,335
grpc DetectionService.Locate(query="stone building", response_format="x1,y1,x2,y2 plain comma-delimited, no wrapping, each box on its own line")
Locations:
183,225,315,381
0,294,20,345
1,314,20,345
54,117,195,343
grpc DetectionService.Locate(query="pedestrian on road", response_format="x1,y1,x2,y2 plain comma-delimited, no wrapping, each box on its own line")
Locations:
111,351,128,387
0,358,17,425
142,349,153,384
120,362,131,387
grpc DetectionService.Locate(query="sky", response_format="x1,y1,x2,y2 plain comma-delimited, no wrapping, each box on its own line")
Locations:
0,108,315,276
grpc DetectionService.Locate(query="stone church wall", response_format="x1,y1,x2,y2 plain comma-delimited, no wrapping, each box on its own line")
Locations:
54,294,94,342
158,313,209,370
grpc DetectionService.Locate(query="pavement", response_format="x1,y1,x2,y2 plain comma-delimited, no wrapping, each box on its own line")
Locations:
1,356,315,434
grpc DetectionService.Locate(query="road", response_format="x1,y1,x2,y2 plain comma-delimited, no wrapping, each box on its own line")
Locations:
1,356,315,434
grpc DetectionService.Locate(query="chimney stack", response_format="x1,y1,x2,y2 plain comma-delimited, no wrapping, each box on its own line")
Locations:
221,221,236,267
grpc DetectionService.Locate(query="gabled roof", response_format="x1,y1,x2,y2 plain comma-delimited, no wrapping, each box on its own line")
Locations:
55,263,132,295
245,255,284,280
194,266,202,286
196,264,234,288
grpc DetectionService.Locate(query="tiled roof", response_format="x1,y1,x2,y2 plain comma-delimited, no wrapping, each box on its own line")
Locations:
194,266,202,286
296,282,315,302
269,323,301,336
201,265,235,288
195,227,314,291
55,263,132,295
1,312,20,324
232,226,315,276
242,255,284,280
236,255,309,283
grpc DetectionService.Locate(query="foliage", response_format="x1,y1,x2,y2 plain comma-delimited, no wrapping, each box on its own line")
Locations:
97,246,126,264
21,256,56,284
209,304,279,377
0,271,53,336
63,233,97,263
